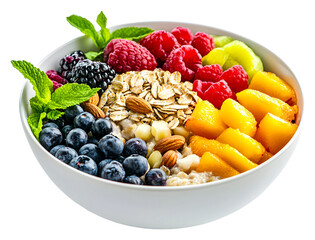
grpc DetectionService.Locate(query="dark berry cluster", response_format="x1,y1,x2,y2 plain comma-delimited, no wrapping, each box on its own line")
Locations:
38,105,166,186
68,59,116,96
58,50,86,81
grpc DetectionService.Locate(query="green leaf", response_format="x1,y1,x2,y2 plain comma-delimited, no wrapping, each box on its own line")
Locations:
47,109,64,120
48,83,99,110
27,112,47,139
96,11,111,46
67,15,102,49
110,27,154,42
85,51,103,61
11,60,52,104
30,96,45,113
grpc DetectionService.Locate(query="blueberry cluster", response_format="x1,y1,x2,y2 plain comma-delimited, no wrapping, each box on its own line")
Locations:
38,105,167,186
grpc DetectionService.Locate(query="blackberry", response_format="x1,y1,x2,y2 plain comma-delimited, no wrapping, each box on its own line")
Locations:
69,59,116,96
58,50,86,81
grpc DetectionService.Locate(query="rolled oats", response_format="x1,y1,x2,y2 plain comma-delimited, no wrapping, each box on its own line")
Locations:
98,69,201,125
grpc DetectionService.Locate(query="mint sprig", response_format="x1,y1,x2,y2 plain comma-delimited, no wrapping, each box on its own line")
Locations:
67,11,154,60
12,60,99,139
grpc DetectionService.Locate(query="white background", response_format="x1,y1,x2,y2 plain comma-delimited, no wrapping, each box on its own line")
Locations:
1,0,314,239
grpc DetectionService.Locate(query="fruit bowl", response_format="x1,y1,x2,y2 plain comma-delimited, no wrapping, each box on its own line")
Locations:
19,21,303,229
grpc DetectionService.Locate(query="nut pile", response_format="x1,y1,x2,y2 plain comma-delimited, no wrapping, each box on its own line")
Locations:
98,69,201,129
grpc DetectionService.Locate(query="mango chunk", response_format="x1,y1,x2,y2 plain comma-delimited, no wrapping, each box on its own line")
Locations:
249,71,296,104
236,89,298,122
255,113,298,154
216,128,265,163
258,151,274,164
189,135,257,173
220,98,257,137
185,101,227,139
196,152,239,178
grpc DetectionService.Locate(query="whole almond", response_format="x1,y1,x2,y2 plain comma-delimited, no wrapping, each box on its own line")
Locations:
154,135,185,154
161,150,177,168
85,93,99,105
126,96,153,114
81,102,105,119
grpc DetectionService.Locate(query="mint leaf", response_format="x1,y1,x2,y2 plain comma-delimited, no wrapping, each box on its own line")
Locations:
11,60,52,104
27,112,47,139
85,51,103,61
110,27,154,42
48,83,99,109
96,11,110,45
30,96,45,113
47,109,64,120
67,15,103,49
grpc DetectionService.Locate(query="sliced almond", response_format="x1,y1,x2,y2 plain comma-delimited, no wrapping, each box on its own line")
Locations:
125,96,153,114
154,135,185,154
81,102,105,119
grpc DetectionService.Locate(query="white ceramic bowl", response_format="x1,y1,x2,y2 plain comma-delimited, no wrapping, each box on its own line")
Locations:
19,22,303,229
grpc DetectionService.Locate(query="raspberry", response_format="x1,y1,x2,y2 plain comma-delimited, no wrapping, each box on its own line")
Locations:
219,65,248,92
103,39,157,74
52,81,63,91
46,70,67,84
194,64,223,82
191,32,215,57
162,45,202,82
193,79,235,109
140,30,180,66
171,27,193,45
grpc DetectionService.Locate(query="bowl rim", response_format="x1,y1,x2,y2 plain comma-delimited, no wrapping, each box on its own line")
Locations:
19,21,304,192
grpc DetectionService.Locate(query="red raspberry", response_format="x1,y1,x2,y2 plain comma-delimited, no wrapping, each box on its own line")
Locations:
193,79,235,109
191,32,215,57
171,27,194,45
140,30,180,66
163,45,202,82
194,64,223,82
52,81,62,91
103,39,157,74
46,70,67,84
219,65,248,92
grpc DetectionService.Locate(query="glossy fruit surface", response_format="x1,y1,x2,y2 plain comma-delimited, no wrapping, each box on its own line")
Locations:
98,134,124,157
69,155,98,175
123,154,148,177
39,127,63,151
100,160,125,182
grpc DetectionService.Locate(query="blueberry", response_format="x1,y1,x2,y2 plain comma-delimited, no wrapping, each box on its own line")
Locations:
61,125,74,138
100,160,125,182
64,105,84,123
88,135,99,145
50,144,66,156
55,147,78,164
69,155,98,175
122,154,148,177
98,134,124,157
52,116,66,129
42,122,59,129
39,127,63,151
66,128,88,150
78,143,104,164
123,138,148,158
115,155,125,164
73,112,95,132
123,175,144,185
91,118,112,138
145,169,167,186
97,159,112,176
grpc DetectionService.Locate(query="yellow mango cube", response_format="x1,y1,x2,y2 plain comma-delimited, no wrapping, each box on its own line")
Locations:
189,135,257,173
236,89,298,122
258,151,274,164
255,113,298,154
186,101,227,139
249,71,296,104
220,98,257,137
216,128,265,163
196,152,239,178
